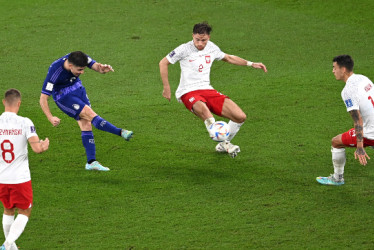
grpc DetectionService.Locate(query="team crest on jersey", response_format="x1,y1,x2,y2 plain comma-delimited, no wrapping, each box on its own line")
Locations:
169,50,176,58
73,104,80,110
30,126,36,133
345,99,353,108
205,55,211,64
365,84,372,92
70,77,76,83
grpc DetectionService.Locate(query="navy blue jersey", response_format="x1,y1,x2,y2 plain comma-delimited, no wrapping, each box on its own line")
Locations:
41,53,96,101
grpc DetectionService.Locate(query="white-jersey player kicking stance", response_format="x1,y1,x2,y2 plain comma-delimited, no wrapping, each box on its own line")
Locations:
159,22,267,158
317,55,374,185
0,89,49,250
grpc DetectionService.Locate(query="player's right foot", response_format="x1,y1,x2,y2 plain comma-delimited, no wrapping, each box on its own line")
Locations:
316,174,344,186
85,161,110,171
121,129,133,141
215,141,240,158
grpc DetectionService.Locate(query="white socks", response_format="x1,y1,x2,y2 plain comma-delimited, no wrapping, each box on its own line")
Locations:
204,117,215,129
204,118,244,142
227,121,244,141
3,214,28,248
2,214,14,239
331,147,346,180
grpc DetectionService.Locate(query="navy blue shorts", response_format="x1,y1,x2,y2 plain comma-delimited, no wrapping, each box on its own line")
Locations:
55,86,91,120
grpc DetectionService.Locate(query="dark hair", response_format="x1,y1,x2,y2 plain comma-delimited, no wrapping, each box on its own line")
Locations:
193,22,212,35
4,88,21,105
333,55,354,72
67,51,89,67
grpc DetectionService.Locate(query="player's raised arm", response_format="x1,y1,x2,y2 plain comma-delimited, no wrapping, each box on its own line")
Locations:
222,54,267,72
159,57,172,101
39,93,60,127
91,62,114,74
28,136,49,154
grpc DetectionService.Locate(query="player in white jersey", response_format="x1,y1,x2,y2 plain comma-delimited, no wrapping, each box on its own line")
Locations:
0,89,49,250
317,55,374,185
159,22,267,158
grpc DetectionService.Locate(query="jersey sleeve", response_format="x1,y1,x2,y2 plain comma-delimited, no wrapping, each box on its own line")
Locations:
86,55,96,68
23,118,38,140
342,85,360,112
212,43,225,61
41,67,56,96
166,44,187,64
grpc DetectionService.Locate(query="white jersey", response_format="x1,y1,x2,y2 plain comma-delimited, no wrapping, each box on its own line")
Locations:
166,40,226,100
0,112,37,184
341,74,374,139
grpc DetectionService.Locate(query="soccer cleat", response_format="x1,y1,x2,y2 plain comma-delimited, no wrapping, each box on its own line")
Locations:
215,141,240,158
121,129,133,141
85,161,110,171
316,174,345,186
215,142,226,153
0,245,5,250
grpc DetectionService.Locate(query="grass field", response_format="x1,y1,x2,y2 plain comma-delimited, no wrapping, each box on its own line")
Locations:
1,0,374,249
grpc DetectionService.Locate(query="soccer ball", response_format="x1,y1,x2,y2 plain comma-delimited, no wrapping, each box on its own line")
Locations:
208,121,230,142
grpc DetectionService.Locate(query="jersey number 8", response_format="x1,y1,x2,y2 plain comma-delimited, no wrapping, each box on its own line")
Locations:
1,140,15,164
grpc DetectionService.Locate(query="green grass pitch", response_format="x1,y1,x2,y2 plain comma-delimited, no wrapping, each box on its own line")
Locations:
1,0,374,249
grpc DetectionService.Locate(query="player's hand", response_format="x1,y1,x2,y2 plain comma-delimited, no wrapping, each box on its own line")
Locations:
252,62,267,73
40,138,50,151
354,147,370,165
163,87,171,102
98,63,114,73
49,116,61,127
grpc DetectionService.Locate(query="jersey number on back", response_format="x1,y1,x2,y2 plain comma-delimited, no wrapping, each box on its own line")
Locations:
1,140,15,164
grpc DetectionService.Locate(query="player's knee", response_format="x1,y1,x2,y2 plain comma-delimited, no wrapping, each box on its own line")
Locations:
331,135,342,148
236,113,247,123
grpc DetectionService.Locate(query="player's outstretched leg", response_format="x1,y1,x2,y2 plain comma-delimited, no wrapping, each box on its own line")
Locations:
91,115,133,141
85,161,109,171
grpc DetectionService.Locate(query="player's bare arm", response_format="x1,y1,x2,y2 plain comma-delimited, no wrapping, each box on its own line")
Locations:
222,54,267,72
28,136,49,154
349,109,370,165
159,57,171,101
91,62,114,74
39,93,61,127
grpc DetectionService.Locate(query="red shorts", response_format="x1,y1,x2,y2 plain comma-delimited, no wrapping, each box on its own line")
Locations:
180,89,229,116
0,181,33,210
341,128,374,147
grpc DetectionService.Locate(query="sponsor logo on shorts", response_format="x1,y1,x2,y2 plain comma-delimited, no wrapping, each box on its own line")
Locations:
344,99,353,108
30,126,36,133
73,104,80,110
189,97,195,103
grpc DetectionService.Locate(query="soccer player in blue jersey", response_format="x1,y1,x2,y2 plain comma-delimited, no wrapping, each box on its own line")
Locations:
39,51,133,171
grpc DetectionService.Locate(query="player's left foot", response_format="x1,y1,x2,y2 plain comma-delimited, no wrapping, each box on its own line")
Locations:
216,141,240,158
85,161,110,171
121,129,133,141
215,142,226,153
316,174,344,186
